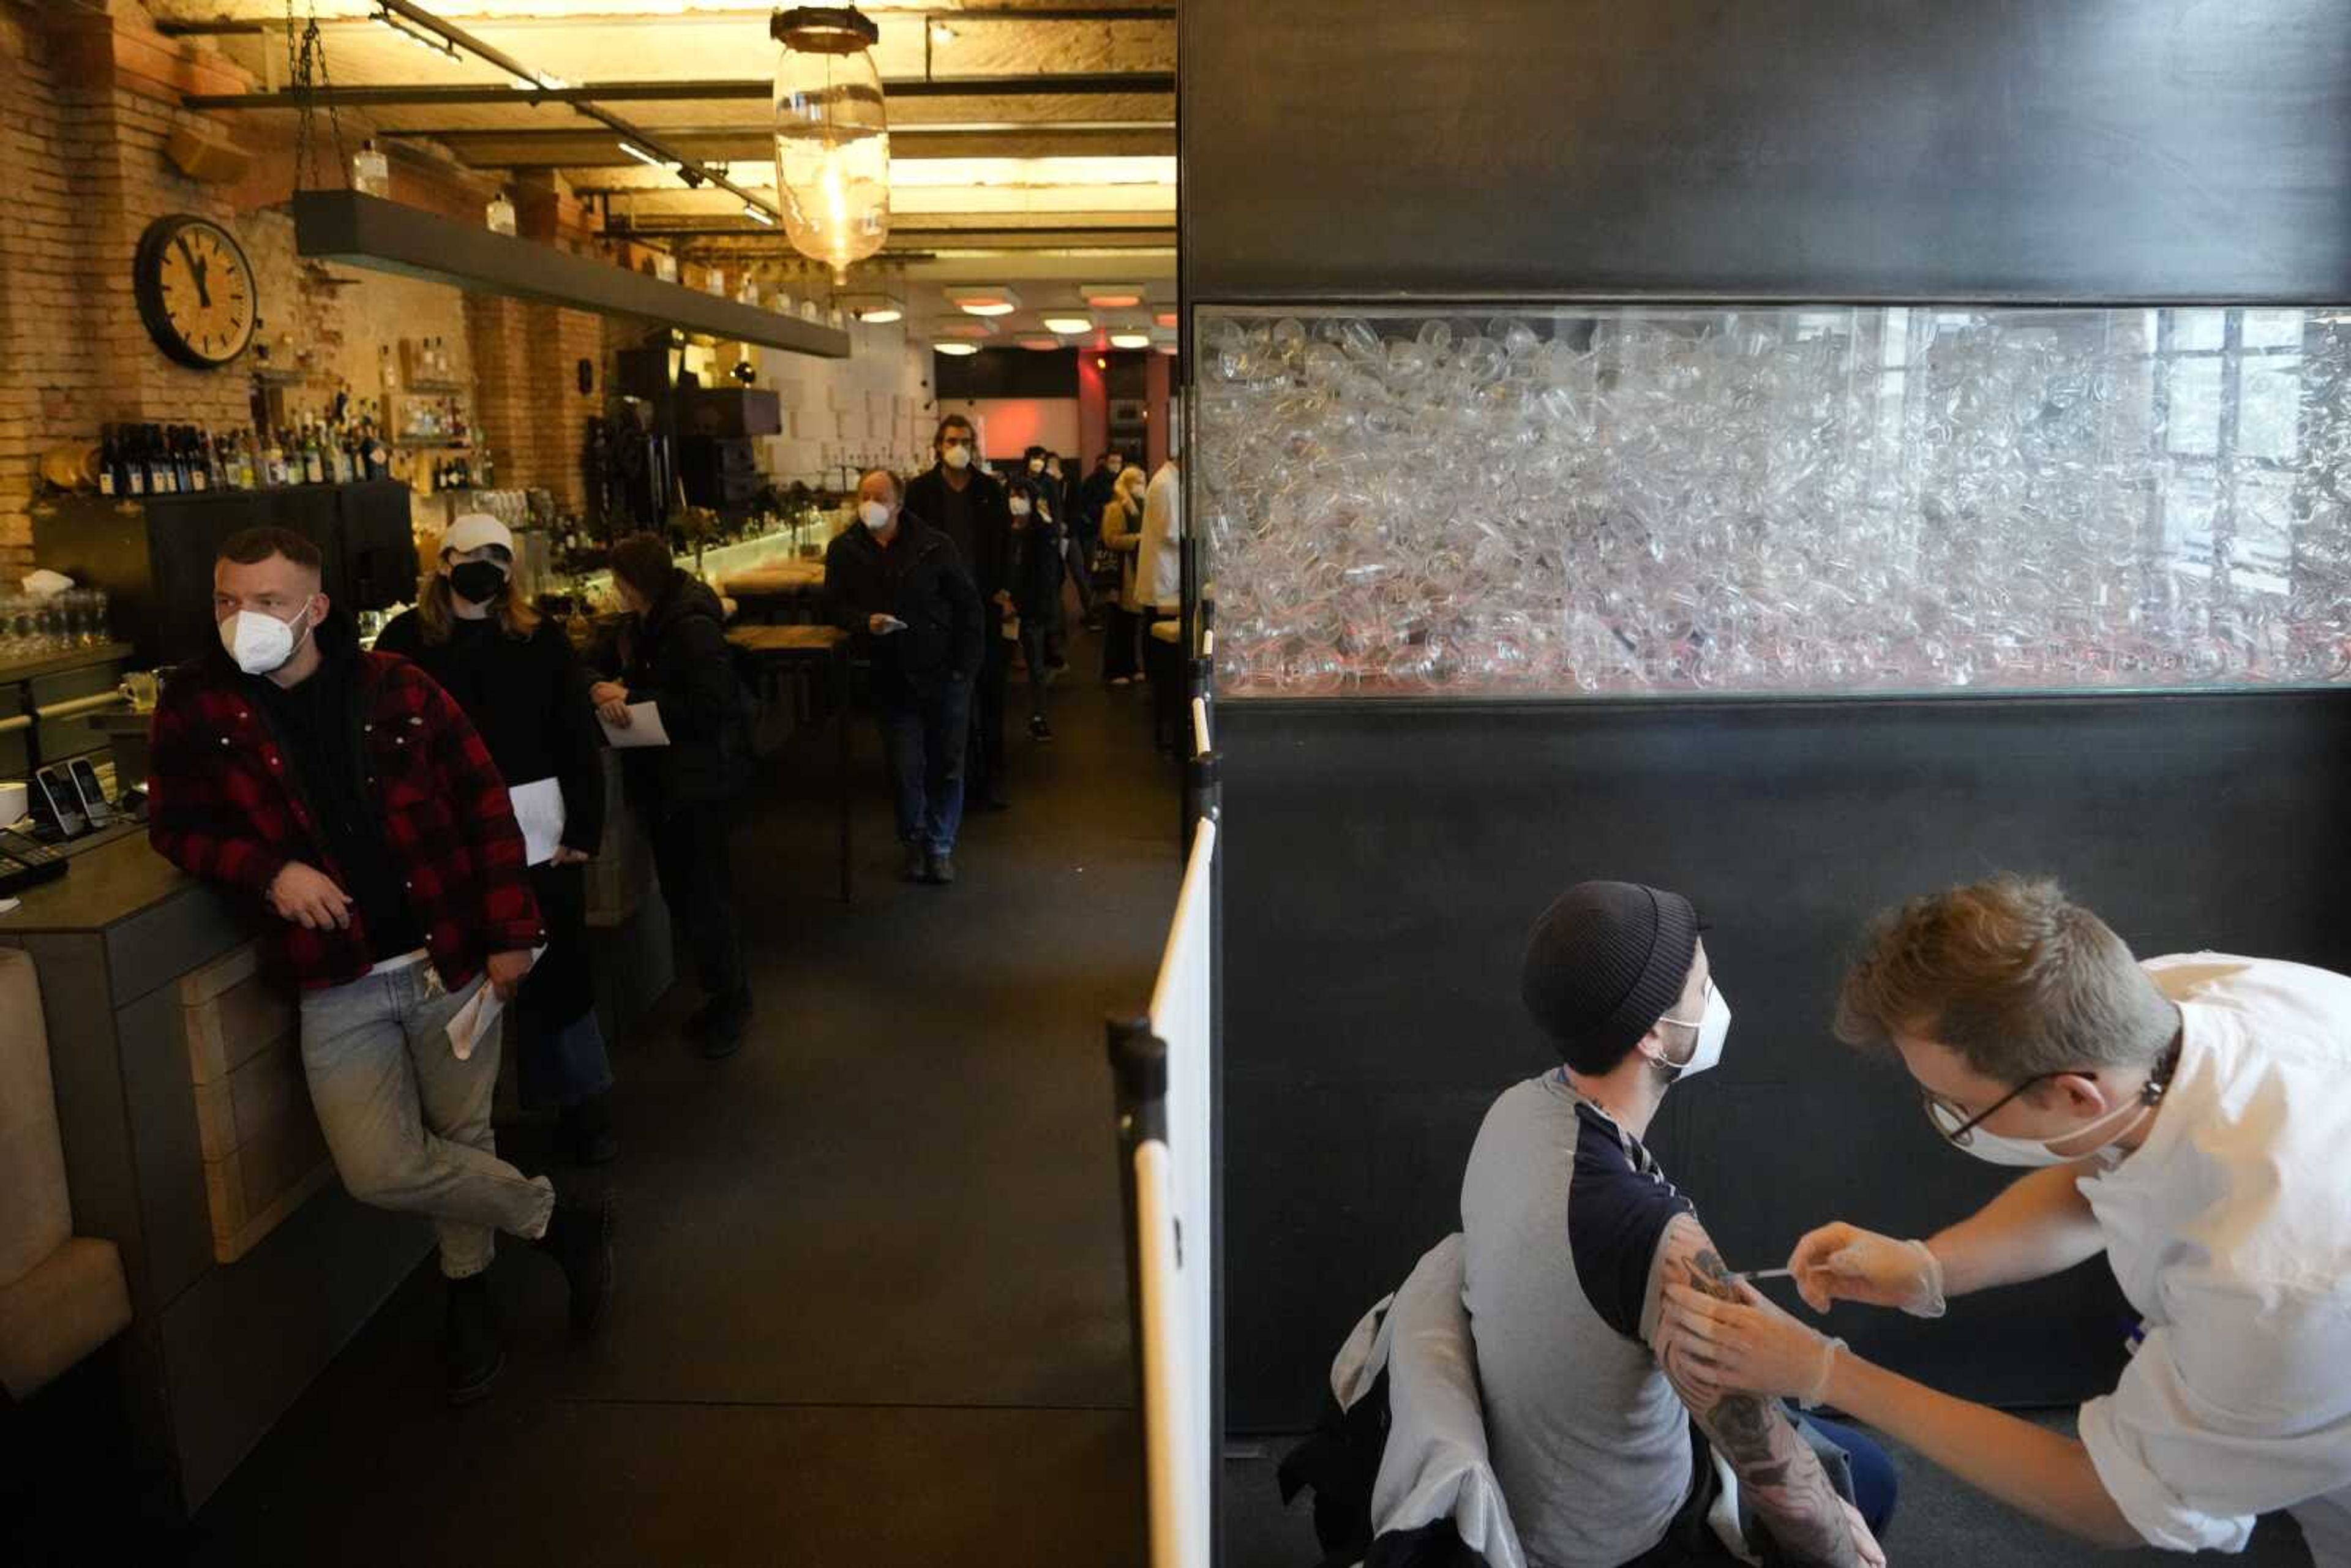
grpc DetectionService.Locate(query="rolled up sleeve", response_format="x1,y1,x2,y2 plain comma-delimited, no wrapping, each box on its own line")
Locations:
2079,1286,2351,1555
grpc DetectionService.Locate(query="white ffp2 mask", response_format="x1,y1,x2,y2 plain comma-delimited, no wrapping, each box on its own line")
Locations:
219,606,310,675
1933,1092,2151,1168
1653,983,1731,1081
943,444,972,470
860,500,894,532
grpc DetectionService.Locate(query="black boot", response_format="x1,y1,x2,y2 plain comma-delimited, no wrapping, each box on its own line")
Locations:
534,1189,615,1334
693,989,752,1060
902,843,929,883
444,1274,504,1405
558,1092,618,1166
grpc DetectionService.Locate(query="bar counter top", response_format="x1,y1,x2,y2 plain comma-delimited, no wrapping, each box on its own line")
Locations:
0,825,213,936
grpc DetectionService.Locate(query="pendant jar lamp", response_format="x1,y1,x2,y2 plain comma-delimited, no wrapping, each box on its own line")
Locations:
770,7,890,283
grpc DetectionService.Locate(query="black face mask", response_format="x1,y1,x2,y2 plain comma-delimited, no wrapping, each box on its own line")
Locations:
449,560,509,606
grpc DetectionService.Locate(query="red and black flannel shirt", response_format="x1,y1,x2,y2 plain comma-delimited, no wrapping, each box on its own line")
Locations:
149,649,545,992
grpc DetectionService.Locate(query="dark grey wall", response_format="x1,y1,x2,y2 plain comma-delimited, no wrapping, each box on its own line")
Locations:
1219,692,2351,1430
1182,1,2351,302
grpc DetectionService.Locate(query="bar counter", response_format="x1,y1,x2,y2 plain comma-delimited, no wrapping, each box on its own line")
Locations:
0,751,672,1517
1,829,430,1517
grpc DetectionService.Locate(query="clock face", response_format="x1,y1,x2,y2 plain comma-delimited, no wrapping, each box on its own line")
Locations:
135,216,258,369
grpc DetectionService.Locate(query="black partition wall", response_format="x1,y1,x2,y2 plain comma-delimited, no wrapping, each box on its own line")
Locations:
1183,0,2351,1436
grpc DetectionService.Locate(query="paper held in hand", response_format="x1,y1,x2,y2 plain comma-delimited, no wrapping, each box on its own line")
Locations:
445,947,546,1061
598,700,670,749
508,777,567,866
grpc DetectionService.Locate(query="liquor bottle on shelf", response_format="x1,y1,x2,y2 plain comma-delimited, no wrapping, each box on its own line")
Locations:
146,424,174,495
302,421,325,485
264,428,287,488
186,426,210,492
99,426,119,497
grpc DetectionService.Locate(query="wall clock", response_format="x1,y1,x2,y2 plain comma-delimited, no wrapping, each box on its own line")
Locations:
133,214,258,369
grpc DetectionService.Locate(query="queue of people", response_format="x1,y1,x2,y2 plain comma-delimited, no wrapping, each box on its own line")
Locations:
1309,872,2351,1567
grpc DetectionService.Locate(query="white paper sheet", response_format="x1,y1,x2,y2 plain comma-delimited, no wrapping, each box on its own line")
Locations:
509,777,568,866
598,700,670,749
445,947,544,1061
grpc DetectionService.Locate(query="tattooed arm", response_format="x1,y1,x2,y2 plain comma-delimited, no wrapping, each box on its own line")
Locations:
1644,1213,1876,1567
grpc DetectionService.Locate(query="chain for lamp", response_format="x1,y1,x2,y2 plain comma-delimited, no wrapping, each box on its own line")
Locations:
285,0,350,194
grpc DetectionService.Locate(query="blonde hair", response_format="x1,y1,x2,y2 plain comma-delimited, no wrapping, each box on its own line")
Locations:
1835,874,2177,1079
415,556,540,645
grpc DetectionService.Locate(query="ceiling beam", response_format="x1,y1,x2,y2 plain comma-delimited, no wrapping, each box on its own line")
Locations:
400,123,1173,167
185,72,1175,110
157,7,1174,34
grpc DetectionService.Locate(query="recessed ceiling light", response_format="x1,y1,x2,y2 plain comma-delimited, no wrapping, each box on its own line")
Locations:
934,342,980,356
1109,331,1151,350
1082,284,1144,309
1041,315,1094,335
858,307,902,324
1015,335,1063,351
948,286,1020,317
1154,310,1179,329
936,318,999,340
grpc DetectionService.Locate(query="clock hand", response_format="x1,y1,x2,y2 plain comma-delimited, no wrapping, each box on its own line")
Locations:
176,237,212,308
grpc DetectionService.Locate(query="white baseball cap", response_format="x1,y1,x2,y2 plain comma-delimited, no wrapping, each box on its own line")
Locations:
443,513,514,557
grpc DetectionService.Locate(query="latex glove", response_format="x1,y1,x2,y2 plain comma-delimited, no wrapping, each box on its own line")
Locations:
1662,1275,1845,1407
1789,1223,1947,1318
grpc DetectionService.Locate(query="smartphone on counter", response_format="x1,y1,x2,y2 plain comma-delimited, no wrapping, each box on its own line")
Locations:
29,767,86,839
64,757,113,824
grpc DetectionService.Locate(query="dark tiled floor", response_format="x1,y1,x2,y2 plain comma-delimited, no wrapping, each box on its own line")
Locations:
168,640,1181,1566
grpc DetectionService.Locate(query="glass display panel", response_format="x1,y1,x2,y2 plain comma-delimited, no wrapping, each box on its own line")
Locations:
1196,306,2351,697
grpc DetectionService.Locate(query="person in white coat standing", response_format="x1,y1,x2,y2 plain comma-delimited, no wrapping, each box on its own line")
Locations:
1662,874,2351,1564
1136,454,1185,753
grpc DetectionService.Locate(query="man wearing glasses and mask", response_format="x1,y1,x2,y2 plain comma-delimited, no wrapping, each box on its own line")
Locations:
1664,874,2351,1564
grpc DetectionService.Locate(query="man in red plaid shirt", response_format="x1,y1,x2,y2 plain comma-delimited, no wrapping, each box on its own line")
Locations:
150,528,614,1405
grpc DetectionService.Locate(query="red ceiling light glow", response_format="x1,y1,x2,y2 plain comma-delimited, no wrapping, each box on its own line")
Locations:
1015,334,1063,351
1080,284,1144,309
1153,310,1179,329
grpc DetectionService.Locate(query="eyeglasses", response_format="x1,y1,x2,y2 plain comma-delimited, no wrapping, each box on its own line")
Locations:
1918,1073,2062,1147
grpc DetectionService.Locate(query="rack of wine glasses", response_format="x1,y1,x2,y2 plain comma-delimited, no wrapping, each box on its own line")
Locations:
1196,304,2351,698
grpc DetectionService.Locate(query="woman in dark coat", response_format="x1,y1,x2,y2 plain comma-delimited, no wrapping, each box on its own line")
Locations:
1005,476,1064,742
587,535,756,1059
376,514,617,1163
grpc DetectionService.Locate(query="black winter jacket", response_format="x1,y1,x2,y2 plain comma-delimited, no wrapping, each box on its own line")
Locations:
587,575,753,806
375,609,608,855
902,464,1012,610
1006,511,1063,623
824,512,984,700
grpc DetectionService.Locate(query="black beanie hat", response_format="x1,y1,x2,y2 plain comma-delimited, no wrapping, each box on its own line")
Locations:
1521,880,1702,1073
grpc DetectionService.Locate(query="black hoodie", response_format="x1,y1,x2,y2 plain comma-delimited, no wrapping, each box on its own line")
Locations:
587,573,753,805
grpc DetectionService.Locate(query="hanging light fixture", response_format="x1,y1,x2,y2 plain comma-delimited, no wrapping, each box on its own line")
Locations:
770,7,890,284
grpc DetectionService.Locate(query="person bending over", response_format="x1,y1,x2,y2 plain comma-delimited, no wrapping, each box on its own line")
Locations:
150,527,613,1406
1463,880,1891,1566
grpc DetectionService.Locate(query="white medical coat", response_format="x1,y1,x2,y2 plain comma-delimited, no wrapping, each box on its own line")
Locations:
2074,953,2351,1561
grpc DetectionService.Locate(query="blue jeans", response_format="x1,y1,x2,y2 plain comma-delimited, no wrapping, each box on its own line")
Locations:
879,678,972,854
299,957,557,1279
